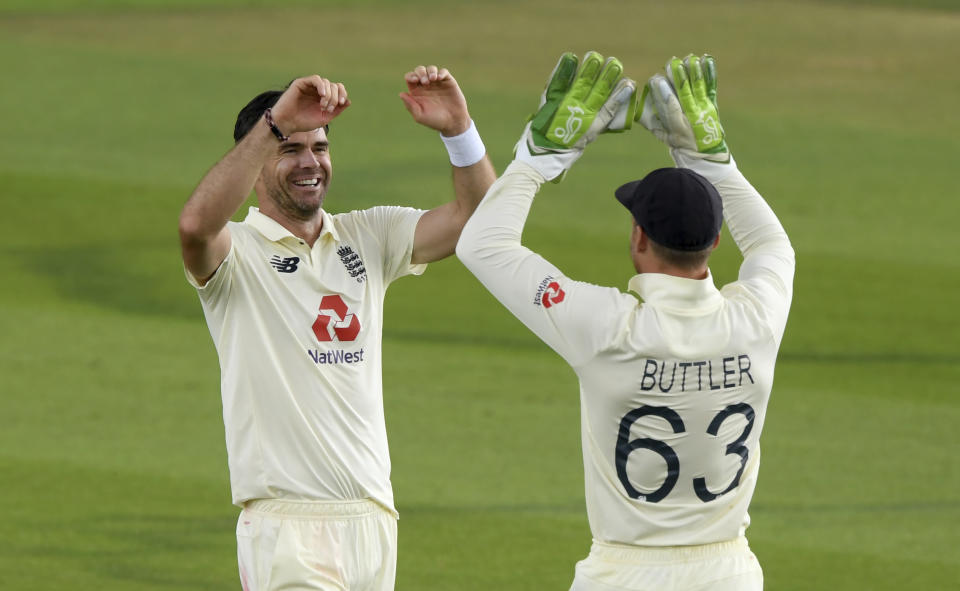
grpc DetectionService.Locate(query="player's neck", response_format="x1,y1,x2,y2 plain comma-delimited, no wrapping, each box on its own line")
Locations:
635,258,709,280
264,205,326,247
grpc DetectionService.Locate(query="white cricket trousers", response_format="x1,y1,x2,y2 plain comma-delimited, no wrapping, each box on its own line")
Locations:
570,537,763,591
236,498,398,591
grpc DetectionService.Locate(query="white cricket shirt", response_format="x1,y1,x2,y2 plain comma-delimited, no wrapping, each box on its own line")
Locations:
457,161,794,546
187,206,426,515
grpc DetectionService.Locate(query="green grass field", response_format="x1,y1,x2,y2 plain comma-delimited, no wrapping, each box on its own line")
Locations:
1,0,958,589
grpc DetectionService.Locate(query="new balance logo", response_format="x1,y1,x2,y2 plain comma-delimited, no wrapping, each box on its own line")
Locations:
269,255,300,273
337,245,366,283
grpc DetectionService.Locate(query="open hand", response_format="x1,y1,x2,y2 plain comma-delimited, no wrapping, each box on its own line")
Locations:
399,65,470,137
270,75,351,135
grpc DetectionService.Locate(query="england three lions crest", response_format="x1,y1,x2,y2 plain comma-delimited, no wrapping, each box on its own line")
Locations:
337,245,367,283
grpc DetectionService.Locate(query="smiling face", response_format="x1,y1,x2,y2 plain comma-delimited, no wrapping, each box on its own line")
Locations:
257,128,332,221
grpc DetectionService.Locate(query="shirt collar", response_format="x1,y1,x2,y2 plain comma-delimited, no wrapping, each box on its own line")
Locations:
627,271,722,310
243,207,340,244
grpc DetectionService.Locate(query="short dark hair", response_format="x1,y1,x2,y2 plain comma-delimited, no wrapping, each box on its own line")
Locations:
233,82,330,143
649,239,714,271
234,90,283,143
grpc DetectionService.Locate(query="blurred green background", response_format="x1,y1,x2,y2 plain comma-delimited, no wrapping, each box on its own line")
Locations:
1,0,958,589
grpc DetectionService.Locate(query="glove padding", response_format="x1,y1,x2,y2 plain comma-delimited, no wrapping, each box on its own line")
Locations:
637,54,734,179
516,51,638,181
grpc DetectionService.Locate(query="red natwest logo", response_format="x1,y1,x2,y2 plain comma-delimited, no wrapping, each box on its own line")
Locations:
542,282,565,308
312,295,361,342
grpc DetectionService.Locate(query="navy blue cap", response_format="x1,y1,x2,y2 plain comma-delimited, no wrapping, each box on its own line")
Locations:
615,167,723,251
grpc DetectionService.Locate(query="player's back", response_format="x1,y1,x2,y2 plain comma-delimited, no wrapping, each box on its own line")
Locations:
574,272,782,546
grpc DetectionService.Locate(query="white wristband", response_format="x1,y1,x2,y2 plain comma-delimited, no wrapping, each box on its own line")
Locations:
440,120,485,167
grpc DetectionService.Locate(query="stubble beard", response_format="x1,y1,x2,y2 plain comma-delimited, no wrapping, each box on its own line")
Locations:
267,179,328,222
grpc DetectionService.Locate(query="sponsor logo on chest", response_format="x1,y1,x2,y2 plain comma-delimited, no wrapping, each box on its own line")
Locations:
269,255,300,273
307,294,365,365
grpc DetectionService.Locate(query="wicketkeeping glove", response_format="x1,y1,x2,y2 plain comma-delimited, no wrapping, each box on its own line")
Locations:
637,54,735,178
516,51,638,181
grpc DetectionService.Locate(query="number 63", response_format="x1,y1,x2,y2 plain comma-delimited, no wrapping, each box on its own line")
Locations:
615,403,755,503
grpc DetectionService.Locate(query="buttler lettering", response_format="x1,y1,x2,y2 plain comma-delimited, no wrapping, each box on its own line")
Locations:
640,354,754,392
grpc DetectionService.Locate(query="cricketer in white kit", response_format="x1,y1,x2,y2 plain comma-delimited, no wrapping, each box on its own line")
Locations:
179,65,496,591
457,52,794,591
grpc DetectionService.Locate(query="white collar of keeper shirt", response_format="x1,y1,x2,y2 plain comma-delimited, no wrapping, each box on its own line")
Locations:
627,271,724,313
243,206,340,246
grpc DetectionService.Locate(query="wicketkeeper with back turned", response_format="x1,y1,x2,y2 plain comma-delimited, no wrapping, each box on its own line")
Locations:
457,52,794,590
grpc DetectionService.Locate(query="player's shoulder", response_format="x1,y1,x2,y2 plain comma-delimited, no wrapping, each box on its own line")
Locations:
331,205,425,236
333,205,424,220
569,280,644,330
719,280,767,313
226,218,248,232
719,280,785,339
225,219,259,248
720,275,790,313
328,207,373,236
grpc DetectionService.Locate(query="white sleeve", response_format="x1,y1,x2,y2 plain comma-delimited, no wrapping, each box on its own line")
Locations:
457,160,626,368
714,167,796,346
354,206,428,283
185,223,238,302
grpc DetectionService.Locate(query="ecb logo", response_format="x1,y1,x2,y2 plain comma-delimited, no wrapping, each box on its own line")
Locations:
312,295,361,342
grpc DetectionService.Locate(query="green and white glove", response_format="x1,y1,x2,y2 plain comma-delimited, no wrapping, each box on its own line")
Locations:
637,54,735,181
516,51,638,181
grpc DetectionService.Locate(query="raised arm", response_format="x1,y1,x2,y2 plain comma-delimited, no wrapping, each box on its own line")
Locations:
398,65,497,264
178,76,350,284
638,54,795,341
457,52,638,366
